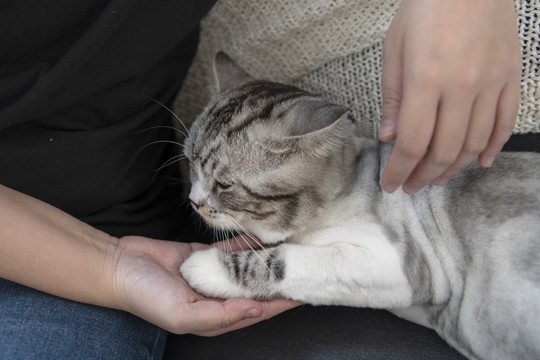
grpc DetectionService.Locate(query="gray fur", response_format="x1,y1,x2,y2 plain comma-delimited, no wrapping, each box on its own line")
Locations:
180,53,540,360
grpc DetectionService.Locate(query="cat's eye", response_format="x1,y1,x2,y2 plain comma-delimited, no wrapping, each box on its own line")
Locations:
215,181,232,191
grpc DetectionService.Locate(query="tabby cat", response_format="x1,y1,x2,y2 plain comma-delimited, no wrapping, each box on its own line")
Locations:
180,53,540,360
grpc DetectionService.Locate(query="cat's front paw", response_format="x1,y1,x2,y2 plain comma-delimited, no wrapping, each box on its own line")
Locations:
180,248,249,299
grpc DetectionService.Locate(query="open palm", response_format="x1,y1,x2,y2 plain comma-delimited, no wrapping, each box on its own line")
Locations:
109,236,298,336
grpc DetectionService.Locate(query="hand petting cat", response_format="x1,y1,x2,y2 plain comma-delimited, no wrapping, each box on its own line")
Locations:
380,0,521,195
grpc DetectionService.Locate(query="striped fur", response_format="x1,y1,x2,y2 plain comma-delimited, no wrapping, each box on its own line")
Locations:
181,54,540,360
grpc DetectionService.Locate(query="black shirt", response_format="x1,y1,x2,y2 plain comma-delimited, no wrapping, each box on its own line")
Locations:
0,0,216,239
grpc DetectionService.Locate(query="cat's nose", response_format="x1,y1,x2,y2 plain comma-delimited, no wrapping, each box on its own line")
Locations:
190,200,202,210
189,180,205,210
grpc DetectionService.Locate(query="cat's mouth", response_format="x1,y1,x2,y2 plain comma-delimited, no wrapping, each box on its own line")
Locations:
191,201,238,230
190,200,289,244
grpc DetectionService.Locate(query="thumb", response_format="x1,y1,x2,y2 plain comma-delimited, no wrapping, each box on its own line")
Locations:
380,29,403,142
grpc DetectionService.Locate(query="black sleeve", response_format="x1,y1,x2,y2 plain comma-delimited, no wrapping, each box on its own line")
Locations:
0,0,217,239
503,133,540,153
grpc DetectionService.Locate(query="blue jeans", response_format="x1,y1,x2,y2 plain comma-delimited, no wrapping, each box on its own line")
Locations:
0,279,167,360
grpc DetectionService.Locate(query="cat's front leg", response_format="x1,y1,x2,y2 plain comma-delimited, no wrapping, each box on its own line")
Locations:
181,227,415,308
275,239,414,307
180,247,286,300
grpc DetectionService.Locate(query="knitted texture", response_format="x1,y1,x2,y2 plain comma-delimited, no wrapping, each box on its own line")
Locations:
516,0,540,134
175,0,540,138
293,43,384,138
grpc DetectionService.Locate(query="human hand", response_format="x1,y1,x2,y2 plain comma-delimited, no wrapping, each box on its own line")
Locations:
380,0,521,194
108,236,300,336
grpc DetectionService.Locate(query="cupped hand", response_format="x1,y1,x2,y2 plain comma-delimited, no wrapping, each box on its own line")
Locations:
107,236,300,336
380,0,521,194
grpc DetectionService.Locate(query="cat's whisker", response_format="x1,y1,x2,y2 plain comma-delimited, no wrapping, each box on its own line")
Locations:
238,232,277,280
138,140,186,156
213,227,222,245
136,125,188,138
227,229,237,248
228,217,271,256
226,231,235,254
223,229,233,253
218,229,224,244
148,97,191,138
242,231,267,251
223,226,248,257
223,218,276,278
155,155,187,173
162,176,191,186
219,227,226,244
149,154,187,181
231,234,248,257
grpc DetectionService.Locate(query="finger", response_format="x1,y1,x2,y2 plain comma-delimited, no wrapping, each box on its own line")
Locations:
381,84,439,193
478,80,520,167
203,299,302,337
185,298,301,337
189,242,211,252
379,119,397,142
402,92,472,194
433,91,498,185
177,298,263,335
380,28,402,143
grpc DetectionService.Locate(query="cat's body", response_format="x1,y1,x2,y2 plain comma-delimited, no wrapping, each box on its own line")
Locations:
181,53,540,360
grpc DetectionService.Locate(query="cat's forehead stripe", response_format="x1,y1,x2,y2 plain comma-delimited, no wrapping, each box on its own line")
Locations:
193,81,312,170
225,91,310,139
197,97,244,152
199,140,221,170
201,81,310,141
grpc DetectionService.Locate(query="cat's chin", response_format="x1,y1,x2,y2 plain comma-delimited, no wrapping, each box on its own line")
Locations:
251,229,291,245
200,216,235,231
201,218,288,244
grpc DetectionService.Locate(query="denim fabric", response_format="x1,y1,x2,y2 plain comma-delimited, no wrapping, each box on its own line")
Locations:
0,279,166,360
165,305,466,360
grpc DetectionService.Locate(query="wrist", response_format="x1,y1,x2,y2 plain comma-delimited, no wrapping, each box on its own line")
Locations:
101,236,144,315
100,235,139,313
0,184,122,309
90,230,122,309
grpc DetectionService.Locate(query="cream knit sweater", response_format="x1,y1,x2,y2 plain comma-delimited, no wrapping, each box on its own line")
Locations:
175,0,540,139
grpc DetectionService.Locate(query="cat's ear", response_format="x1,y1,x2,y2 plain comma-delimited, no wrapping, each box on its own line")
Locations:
266,111,354,158
214,52,255,93
297,111,354,158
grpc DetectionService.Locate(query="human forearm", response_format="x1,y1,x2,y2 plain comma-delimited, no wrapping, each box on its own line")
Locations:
0,184,119,308
0,184,300,334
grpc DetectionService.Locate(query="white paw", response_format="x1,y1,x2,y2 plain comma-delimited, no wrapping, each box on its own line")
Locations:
180,248,247,299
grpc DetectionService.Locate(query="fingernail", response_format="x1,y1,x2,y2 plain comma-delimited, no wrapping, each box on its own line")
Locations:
246,308,262,318
432,178,449,186
402,185,419,195
480,156,495,168
379,119,396,140
382,183,400,193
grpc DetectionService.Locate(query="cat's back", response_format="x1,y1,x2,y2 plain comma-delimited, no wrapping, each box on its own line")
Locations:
435,151,540,268
443,151,540,235
429,152,540,359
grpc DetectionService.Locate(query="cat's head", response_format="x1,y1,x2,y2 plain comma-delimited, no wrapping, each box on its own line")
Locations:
185,53,356,243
